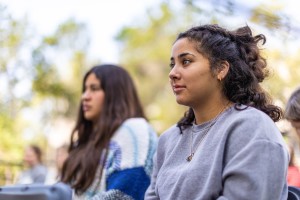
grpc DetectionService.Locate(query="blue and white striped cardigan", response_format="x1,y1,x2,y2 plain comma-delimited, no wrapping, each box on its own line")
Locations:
74,118,158,200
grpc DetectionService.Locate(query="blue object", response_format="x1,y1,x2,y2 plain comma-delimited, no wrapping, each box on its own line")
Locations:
107,167,150,200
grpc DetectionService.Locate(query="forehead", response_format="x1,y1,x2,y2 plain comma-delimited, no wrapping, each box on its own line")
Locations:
85,73,100,85
171,38,198,57
25,147,35,155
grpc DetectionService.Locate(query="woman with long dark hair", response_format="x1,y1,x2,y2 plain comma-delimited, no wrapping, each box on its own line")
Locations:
145,24,288,199
61,64,157,199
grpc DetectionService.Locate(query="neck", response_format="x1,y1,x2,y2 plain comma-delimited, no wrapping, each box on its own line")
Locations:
29,162,40,168
193,96,232,125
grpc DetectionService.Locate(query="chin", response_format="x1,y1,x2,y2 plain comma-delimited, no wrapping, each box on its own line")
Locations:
175,97,189,106
84,115,93,121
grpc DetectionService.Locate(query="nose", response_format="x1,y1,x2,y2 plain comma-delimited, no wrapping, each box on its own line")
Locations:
169,66,180,80
81,90,91,101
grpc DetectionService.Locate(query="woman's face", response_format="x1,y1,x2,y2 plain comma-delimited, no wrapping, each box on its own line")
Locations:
81,73,105,123
291,120,300,136
169,38,220,108
23,147,39,167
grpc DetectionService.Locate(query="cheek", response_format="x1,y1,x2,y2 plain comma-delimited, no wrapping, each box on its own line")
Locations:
295,126,300,135
96,93,105,112
190,73,216,92
291,122,300,130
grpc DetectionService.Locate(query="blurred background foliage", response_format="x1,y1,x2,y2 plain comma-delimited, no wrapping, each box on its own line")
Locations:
1,0,300,185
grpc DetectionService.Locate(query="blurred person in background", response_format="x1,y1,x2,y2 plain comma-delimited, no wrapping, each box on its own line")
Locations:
285,87,300,137
285,87,300,188
16,145,47,184
287,144,300,187
44,144,69,184
61,64,157,200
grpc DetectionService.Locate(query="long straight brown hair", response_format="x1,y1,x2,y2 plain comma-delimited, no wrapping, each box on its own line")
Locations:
61,64,146,194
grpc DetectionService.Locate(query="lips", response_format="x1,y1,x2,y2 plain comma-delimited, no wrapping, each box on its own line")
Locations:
82,104,91,111
172,84,186,93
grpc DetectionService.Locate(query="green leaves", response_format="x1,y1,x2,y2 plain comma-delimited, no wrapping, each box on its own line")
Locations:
116,1,300,133
0,5,89,174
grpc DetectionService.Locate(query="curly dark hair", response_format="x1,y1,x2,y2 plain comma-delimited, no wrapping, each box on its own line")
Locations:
175,24,282,132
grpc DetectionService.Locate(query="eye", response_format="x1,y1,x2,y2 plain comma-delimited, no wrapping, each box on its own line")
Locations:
183,59,191,65
169,62,175,69
91,85,101,91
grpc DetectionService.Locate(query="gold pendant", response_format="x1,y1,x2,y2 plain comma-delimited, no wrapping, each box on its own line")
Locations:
186,153,194,162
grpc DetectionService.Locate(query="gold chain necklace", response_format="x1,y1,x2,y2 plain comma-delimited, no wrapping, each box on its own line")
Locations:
186,104,231,162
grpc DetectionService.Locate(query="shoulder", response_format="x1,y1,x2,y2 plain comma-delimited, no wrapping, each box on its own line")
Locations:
155,124,182,158
158,124,181,145
112,118,157,144
227,105,281,139
223,105,287,151
108,118,157,170
123,117,150,127
115,118,153,135
222,106,288,167
230,105,273,124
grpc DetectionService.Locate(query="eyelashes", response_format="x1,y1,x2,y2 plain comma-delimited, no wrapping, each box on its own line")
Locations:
169,59,191,69
83,85,102,92
169,63,175,69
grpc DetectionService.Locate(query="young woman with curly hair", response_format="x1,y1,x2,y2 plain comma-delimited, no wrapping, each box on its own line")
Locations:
145,24,288,200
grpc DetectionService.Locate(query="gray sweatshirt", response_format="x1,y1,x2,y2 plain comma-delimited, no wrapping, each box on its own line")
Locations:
145,105,288,200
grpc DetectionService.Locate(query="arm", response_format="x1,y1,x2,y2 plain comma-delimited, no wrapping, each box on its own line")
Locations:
87,155,151,200
88,120,157,200
217,140,288,200
144,125,175,200
88,167,148,200
144,153,159,200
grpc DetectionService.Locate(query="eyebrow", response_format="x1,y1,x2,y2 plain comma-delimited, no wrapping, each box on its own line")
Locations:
85,83,101,88
170,52,195,61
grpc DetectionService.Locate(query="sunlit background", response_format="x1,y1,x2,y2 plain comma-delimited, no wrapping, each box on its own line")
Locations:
1,0,300,185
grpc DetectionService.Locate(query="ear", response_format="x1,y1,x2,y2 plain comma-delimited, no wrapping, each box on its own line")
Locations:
217,61,230,81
